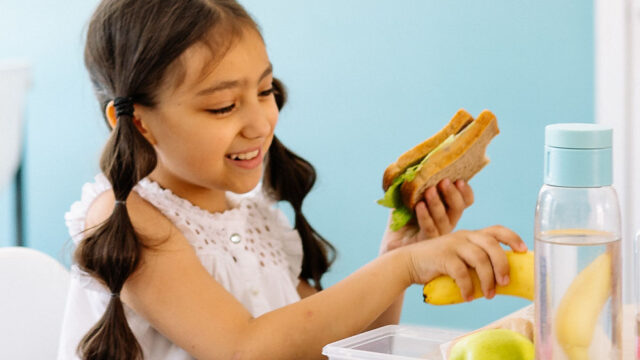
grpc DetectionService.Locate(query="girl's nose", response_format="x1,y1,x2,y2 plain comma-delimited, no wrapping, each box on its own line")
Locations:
241,101,274,140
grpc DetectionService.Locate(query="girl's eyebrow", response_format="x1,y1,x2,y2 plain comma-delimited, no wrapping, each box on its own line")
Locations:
196,64,273,96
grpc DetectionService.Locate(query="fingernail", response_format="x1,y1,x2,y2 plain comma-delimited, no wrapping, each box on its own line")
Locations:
502,275,510,285
466,294,475,302
442,179,451,189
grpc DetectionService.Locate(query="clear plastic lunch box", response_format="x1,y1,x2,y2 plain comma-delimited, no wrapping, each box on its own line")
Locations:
322,324,464,360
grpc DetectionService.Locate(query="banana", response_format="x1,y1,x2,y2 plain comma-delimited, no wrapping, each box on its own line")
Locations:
423,251,534,305
554,252,612,360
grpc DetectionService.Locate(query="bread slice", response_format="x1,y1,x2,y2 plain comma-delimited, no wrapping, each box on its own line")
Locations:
401,110,499,209
382,109,474,191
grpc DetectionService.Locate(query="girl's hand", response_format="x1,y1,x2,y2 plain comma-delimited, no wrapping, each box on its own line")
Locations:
405,225,527,301
379,179,474,254
415,179,474,238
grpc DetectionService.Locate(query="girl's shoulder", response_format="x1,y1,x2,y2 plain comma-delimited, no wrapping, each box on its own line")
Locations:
65,174,112,244
65,174,177,247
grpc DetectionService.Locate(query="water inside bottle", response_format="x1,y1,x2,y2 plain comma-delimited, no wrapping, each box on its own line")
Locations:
535,231,622,360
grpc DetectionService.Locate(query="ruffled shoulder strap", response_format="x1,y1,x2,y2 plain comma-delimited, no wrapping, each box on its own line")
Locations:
64,174,112,245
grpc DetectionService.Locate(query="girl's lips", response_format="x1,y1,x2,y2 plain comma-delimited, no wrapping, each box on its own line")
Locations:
225,147,263,170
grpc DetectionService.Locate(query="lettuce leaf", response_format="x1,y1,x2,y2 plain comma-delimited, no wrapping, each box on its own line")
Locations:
377,176,405,209
390,206,413,231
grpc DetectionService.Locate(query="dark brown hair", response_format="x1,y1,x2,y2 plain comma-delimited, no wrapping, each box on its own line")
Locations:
75,1,335,359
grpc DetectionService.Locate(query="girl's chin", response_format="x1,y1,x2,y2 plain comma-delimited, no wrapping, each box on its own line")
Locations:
228,175,263,194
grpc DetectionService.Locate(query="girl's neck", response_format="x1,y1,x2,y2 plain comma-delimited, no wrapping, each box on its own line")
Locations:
147,169,230,214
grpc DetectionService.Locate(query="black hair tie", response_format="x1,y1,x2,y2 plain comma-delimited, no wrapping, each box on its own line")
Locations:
114,97,134,117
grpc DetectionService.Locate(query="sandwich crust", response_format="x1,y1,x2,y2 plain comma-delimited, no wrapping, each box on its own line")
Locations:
382,109,474,191
401,110,499,209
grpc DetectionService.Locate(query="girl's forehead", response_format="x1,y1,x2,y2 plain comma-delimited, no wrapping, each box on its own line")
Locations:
161,28,268,99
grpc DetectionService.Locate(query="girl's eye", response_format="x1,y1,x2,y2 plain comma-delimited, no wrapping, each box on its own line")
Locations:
259,88,274,97
207,104,235,115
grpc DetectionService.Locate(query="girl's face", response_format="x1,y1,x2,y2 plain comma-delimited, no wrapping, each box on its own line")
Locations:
137,28,278,205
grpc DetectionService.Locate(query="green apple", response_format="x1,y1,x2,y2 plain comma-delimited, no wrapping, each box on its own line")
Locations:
449,328,534,360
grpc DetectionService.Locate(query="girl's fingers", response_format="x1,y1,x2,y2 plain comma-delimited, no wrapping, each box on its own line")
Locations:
415,202,439,239
455,180,474,207
468,231,511,287
480,225,528,252
425,187,451,234
444,256,475,301
456,240,496,299
439,179,466,225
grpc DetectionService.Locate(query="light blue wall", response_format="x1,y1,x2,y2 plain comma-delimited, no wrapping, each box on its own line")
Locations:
0,0,107,265
1,0,593,331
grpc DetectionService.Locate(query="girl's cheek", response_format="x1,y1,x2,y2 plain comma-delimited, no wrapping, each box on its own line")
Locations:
269,105,279,127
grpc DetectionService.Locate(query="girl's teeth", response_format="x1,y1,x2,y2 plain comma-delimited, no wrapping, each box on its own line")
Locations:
230,150,259,160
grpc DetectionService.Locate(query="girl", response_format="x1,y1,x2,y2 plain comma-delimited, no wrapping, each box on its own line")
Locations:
58,1,527,359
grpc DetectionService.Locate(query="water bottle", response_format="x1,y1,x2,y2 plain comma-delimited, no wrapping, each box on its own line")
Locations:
534,123,622,359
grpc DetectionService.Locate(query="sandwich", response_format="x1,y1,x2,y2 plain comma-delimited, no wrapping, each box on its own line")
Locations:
377,109,499,231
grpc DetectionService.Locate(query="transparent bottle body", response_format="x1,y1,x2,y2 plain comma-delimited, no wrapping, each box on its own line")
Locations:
534,184,622,359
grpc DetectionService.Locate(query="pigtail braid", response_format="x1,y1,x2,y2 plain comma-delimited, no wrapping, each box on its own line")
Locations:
75,109,156,360
78,0,269,357
265,79,336,290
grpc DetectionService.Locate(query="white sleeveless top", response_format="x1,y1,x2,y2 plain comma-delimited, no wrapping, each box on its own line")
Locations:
57,174,303,360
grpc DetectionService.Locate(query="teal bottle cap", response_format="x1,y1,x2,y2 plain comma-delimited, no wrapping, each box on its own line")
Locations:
545,123,612,149
544,123,613,187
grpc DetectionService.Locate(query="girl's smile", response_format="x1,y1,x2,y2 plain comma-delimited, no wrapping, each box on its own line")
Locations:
225,146,264,169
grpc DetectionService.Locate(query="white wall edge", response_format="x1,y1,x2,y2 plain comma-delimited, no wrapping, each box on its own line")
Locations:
595,0,636,304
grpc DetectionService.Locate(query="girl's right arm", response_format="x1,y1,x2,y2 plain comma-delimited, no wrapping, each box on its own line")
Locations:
91,192,524,360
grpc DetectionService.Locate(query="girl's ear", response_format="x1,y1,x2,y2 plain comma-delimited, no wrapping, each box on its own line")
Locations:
104,100,157,145
105,100,118,130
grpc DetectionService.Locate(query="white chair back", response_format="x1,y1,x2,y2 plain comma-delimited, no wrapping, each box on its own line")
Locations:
0,247,70,359
0,60,31,192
